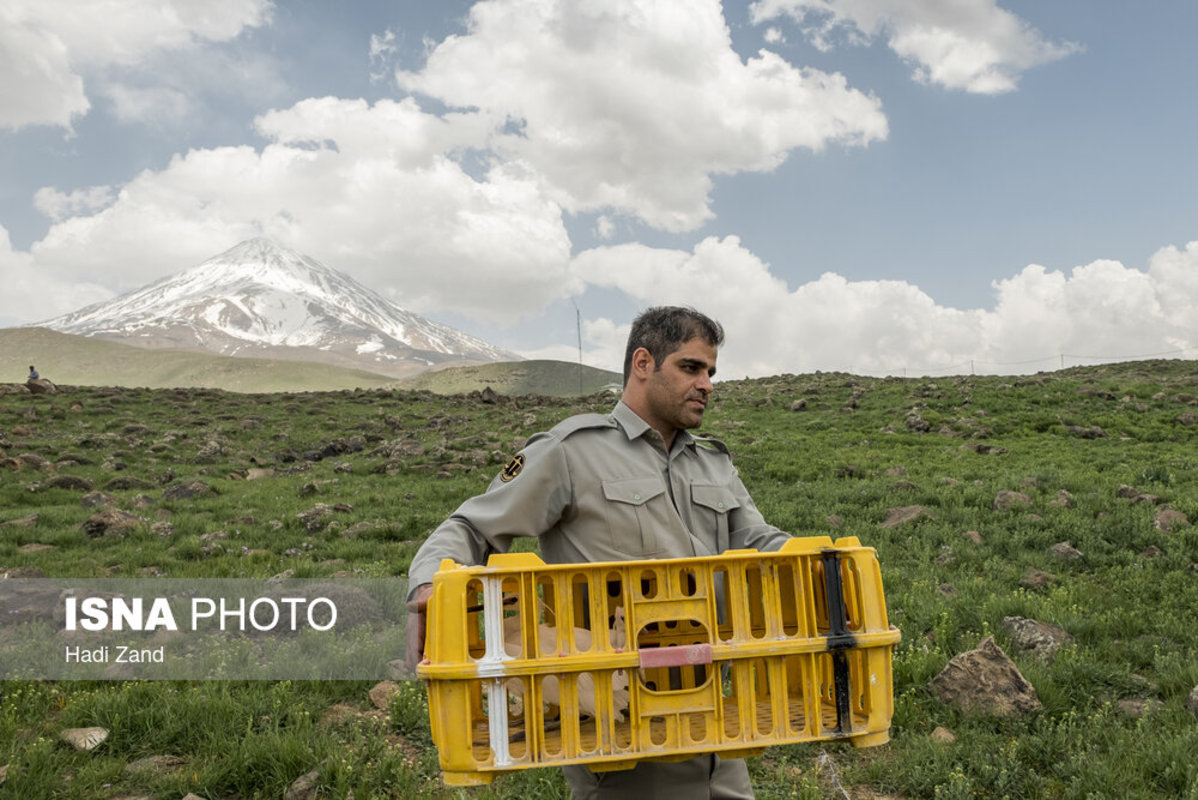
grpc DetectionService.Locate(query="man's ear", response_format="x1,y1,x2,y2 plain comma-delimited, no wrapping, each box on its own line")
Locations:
629,346,655,380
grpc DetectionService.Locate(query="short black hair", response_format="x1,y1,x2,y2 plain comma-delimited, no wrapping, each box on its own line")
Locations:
622,306,724,384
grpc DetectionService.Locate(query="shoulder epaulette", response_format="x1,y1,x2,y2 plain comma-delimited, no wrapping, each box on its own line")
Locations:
547,413,619,440
693,435,730,456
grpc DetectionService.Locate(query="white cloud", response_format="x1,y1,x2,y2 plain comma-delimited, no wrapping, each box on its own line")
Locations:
1148,241,1198,333
0,5,89,129
18,97,576,325
7,0,885,328
370,29,398,83
0,226,111,326
567,237,1198,378
397,0,887,232
750,0,1081,94
33,185,116,222
100,83,192,125
594,216,616,240
0,0,272,130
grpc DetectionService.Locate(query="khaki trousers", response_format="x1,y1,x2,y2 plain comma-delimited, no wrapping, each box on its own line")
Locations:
562,755,753,799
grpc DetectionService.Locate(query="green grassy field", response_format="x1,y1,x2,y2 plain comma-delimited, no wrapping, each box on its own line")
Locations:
1,360,1197,798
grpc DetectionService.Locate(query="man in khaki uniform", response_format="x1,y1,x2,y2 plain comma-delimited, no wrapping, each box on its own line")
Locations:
406,306,791,799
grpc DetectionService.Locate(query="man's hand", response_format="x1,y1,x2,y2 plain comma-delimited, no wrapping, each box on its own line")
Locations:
405,583,434,674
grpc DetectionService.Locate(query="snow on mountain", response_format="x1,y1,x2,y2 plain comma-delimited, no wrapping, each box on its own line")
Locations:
41,239,520,378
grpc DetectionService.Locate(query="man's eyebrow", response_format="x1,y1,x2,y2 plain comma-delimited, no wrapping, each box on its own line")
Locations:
678,357,716,376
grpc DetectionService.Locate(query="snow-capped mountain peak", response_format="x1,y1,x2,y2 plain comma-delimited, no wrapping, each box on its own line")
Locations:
41,238,518,377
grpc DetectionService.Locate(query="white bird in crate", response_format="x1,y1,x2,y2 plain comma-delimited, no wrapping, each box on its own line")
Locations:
500,605,630,722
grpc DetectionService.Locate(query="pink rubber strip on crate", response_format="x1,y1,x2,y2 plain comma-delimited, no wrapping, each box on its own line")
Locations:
638,643,713,669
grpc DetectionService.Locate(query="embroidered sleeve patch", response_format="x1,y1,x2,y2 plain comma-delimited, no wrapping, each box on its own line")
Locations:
499,453,525,482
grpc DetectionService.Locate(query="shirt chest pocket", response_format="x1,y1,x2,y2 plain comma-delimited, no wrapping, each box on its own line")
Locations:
691,484,740,553
602,477,668,557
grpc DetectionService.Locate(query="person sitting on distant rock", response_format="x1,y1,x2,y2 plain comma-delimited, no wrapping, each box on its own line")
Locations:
27,365,39,380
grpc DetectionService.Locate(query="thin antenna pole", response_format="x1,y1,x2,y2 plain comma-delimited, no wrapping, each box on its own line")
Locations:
572,300,583,395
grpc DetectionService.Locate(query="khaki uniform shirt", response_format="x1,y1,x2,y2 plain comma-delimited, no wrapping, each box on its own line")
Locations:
408,401,789,589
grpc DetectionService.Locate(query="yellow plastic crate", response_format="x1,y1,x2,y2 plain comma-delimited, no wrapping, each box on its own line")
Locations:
417,536,901,786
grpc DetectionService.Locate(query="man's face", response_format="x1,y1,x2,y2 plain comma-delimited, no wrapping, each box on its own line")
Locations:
643,337,718,434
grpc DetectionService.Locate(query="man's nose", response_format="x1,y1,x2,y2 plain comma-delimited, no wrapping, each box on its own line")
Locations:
697,373,714,393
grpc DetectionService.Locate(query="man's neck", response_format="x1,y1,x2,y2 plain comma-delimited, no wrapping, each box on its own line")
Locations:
619,397,679,451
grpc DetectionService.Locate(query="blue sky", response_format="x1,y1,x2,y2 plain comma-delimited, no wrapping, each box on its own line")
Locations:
2,0,1197,378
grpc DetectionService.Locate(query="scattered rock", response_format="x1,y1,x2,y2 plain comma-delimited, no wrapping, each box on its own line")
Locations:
1019,568,1055,590
880,505,934,529
993,490,1032,511
163,480,214,501
931,726,957,744
1001,616,1074,662
104,476,155,491
60,727,108,752
40,474,94,492
929,637,1041,717
285,769,321,800
1048,541,1084,561
26,378,57,395
1064,424,1107,439
1048,490,1073,508
1186,686,1198,718
789,399,807,411
1153,508,1190,533
17,453,51,471
1,566,45,579
338,521,379,539
81,509,143,538
369,680,400,710
194,439,226,463
961,530,983,545
1117,485,1159,505
1,513,38,528
126,754,187,773
297,503,332,533
246,467,275,480
905,411,931,433
0,580,62,622
1116,698,1164,718
80,491,115,509
318,703,373,728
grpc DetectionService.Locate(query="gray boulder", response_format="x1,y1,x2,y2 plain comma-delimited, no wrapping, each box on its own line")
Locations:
929,637,1041,717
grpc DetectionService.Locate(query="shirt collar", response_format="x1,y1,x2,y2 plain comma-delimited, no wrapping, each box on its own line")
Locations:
612,401,695,452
